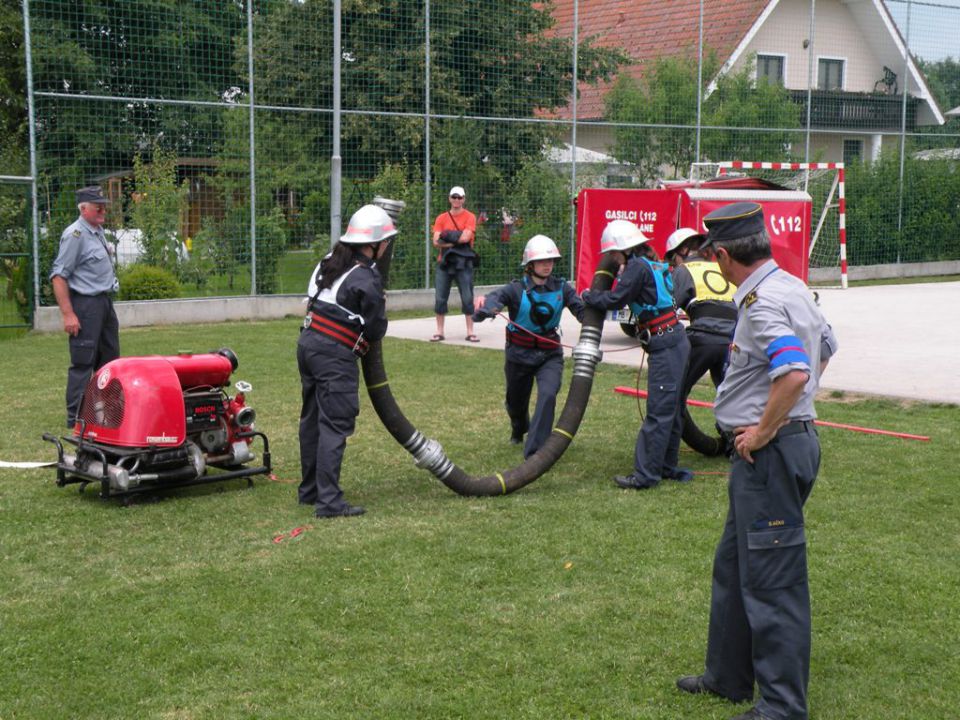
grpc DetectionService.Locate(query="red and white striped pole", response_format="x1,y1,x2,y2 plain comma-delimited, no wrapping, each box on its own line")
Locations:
716,161,847,289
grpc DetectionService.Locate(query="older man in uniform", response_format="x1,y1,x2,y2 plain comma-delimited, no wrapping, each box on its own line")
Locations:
676,202,838,720
50,186,120,427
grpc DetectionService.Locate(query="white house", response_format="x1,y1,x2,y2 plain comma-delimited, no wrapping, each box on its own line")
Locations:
548,0,944,165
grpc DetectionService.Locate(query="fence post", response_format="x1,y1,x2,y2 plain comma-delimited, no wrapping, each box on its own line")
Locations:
804,0,816,164
424,0,432,290
23,0,40,316
331,0,342,251
246,0,257,295
569,0,579,276
695,0,704,164
896,0,913,264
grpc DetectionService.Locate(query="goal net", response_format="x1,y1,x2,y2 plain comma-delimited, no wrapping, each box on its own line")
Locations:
689,161,847,288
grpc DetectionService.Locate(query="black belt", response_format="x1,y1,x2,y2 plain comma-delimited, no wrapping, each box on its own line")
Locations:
718,419,816,446
687,303,738,322
70,290,114,298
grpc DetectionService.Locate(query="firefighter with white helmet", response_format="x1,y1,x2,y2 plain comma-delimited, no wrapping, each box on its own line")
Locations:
582,219,693,489
472,234,584,457
668,227,738,455
664,227,704,268
297,204,394,518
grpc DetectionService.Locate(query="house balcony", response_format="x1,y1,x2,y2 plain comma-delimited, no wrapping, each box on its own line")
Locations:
788,89,920,132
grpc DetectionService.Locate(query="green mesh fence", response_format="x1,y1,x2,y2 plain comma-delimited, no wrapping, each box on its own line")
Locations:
0,179,33,330
16,0,960,307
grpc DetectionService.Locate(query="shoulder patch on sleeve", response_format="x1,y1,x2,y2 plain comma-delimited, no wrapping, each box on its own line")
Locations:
743,290,758,307
72,229,82,237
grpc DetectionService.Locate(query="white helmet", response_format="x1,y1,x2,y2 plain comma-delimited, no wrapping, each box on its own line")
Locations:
339,204,398,245
599,220,650,254
665,227,704,256
521,234,561,266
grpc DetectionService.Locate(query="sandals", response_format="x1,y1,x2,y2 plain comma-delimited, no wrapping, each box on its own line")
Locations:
429,334,478,343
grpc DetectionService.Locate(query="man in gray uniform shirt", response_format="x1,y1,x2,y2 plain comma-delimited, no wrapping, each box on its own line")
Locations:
676,202,838,720
50,186,120,427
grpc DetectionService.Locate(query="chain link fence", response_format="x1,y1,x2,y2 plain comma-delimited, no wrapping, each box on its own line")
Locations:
16,0,960,313
0,177,33,331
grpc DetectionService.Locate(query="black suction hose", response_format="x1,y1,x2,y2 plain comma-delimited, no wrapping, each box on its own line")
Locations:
362,203,618,496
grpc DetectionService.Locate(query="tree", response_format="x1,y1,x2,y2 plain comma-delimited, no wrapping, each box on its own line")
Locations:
605,51,802,184
247,0,624,181
28,1,245,178
130,143,188,268
918,57,960,115
0,0,30,320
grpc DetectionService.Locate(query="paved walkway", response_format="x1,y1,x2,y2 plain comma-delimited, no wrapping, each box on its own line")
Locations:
386,281,959,405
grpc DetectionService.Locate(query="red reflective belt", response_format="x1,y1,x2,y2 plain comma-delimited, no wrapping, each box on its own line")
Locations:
308,312,369,355
639,310,679,333
506,328,560,349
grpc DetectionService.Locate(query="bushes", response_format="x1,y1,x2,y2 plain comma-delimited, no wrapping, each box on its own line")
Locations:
118,265,181,300
846,153,960,266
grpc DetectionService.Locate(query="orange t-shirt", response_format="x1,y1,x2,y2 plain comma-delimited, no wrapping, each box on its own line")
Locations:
433,210,477,261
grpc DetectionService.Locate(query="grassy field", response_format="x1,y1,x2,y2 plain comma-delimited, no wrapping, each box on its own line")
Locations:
0,320,957,719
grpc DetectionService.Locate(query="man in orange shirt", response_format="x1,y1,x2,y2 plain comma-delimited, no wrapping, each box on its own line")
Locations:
431,186,479,342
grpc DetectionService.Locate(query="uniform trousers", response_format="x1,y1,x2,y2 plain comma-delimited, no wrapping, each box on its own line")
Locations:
703,424,820,720
66,292,120,426
504,352,563,459
681,335,729,399
296,331,360,513
632,332,690,484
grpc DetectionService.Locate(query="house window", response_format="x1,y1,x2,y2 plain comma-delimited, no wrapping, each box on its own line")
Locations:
843,139,863,165
757,54,785,85
819,58,844,90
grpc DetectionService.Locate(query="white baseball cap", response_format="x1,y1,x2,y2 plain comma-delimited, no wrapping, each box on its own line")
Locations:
449,186,465,198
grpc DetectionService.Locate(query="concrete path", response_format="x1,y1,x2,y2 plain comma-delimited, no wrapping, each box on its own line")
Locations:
386,281,959,405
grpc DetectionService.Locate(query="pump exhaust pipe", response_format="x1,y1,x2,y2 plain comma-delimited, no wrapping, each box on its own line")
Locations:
371,196,406,288
360,202,616,496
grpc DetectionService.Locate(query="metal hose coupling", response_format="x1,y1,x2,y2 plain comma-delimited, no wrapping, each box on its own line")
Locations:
403,430,456,480
372,196,406,221
571,326,603,378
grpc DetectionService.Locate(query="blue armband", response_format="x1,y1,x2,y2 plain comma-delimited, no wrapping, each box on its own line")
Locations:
766,335,809,370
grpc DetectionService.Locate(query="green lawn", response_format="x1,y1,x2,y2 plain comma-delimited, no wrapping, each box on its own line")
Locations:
0,320,957,719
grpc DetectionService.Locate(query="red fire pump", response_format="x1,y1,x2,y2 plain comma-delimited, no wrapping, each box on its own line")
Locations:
43,348,271,499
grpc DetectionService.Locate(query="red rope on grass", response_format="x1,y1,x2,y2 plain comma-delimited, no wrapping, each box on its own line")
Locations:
614,387,931,442
492,311,645,353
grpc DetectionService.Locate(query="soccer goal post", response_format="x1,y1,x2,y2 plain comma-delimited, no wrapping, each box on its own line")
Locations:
690,161,847,289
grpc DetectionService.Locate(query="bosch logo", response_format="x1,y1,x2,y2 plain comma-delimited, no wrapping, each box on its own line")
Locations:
193,405,217,415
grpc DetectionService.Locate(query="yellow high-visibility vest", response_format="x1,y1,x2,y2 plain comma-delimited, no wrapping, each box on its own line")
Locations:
684,260,736,303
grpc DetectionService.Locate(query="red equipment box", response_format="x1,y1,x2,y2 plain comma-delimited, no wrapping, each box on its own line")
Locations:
574,178,812,292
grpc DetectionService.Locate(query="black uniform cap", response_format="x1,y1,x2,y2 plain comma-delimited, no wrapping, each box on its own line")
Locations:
700,201,764,249
76,186,111,204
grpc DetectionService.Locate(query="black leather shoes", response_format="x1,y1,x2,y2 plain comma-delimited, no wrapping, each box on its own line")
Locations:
510,433,523,445
730,708,772,720
677,675,755,706
614,473,658,490
676,674,724,698
315,503,366,519
676,674,709,695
